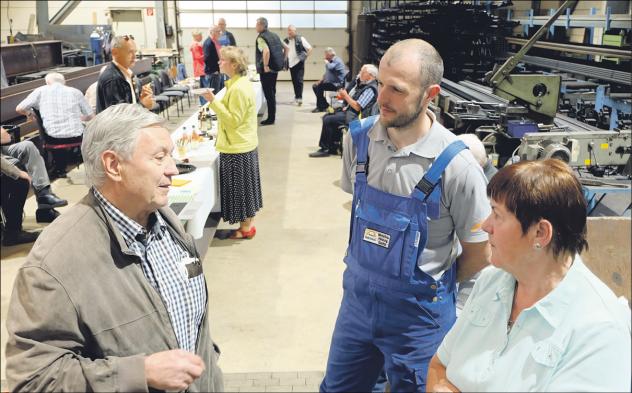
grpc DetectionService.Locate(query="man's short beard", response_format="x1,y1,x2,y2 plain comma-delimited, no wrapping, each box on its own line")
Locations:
381,98,425,129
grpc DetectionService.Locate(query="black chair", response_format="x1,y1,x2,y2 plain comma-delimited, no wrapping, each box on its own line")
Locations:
159,70,189,114
31,108,82,177
140,75,170,119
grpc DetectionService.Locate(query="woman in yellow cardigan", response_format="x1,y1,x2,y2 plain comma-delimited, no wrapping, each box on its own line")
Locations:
202,46,262,239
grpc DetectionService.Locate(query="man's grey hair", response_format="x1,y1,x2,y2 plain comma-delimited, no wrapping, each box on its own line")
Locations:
325,47,336,55
81,103,165,188
210,25,221,35
45,72,65,85
256,17,268,29
457,133,488,167
362,64,378,79
111,35,132,49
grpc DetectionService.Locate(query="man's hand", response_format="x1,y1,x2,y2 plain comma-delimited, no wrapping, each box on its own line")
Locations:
323,59,329,65
264,65,271,73
0,127,12,145
17,170,32,184
430,381,461,392
145,349,206,391
140,85,155,110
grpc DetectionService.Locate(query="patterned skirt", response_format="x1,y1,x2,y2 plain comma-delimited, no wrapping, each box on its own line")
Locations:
219,149,263,224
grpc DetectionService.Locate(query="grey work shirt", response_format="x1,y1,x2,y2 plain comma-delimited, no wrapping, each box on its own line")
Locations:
341,111,491,279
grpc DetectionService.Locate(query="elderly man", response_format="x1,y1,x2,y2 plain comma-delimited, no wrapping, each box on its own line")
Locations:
96,35,154,113
284,24,312,106
255,17,288,126
16,72,93,176
320,39,491,392
312,47,347,113
6,104,224,392
0,127,67,224
202,26,224,96
309,64,378,158
217,18,236,47
1,127,41,246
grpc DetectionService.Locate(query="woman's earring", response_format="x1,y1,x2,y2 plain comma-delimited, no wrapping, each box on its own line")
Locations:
533,243,542,250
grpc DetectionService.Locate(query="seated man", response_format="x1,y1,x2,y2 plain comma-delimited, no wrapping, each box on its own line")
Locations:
309,64,378,158
16,72,94,176
0,127,67,223
311,47,347,113
1,153,40,246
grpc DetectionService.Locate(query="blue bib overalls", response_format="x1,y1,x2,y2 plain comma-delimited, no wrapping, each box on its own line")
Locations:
321,116,468,393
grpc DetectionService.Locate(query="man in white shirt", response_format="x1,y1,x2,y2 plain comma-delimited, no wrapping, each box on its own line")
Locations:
284,25,312,106
16,72,94,178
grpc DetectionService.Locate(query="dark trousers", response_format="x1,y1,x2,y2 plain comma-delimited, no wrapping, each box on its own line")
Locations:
47,135,82,175
260,72,278,122
318,110,347,153
313,81,340,110
0,175,29,231
289,61,305,99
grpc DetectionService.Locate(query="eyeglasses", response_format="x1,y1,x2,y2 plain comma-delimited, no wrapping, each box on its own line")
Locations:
121,34,135,41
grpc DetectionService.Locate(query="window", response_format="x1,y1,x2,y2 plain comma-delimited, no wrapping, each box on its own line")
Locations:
247,13,281,29
180,12,214,27
178,0,347,29
315,13,346,28
281,14,314,28
281,1,314,11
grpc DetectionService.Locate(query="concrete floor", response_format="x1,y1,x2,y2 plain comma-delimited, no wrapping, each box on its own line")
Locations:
0,82,350,386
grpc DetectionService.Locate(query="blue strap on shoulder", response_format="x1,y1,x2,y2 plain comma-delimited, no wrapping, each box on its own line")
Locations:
349,115,380,182
412,140,468,218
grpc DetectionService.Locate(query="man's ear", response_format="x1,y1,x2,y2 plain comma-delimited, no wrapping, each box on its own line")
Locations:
423,84,441,104
101,150,123,182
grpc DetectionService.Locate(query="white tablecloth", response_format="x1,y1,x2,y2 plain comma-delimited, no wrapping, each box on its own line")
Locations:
170,111,221,239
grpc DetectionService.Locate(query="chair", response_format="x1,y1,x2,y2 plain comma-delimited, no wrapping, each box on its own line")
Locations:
159,70,190,111
32,108,82,176
141,75,170,120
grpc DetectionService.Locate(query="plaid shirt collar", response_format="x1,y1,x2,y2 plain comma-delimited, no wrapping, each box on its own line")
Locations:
92,188,167,245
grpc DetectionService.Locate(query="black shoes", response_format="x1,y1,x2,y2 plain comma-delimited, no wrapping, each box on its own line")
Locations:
312,108,326,113
260,119,275,126
36,208,61,223
2,230,40,246
36,192,68,209
309,149,331,158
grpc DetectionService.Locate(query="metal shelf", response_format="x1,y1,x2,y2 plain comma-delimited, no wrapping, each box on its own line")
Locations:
511,14,631,30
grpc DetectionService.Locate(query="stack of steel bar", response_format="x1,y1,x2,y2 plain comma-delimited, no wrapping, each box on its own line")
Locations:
368,1,517,82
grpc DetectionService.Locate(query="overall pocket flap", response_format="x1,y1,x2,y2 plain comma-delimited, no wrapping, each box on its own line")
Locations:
356,204,411,231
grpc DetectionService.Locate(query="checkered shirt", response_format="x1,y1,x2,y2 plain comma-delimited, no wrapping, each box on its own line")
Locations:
93,188,207,352
18,83,93,138
347,86,375,112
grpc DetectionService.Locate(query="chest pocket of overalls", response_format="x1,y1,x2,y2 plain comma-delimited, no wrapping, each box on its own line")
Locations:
350,203,418,279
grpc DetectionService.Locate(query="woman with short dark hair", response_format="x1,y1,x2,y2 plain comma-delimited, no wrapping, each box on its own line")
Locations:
427,159,631,392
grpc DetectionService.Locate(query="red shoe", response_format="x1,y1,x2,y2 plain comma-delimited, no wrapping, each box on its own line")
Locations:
229,226,256,239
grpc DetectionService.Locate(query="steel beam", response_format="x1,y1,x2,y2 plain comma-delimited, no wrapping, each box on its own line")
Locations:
506,37,632,59
50,1,82,25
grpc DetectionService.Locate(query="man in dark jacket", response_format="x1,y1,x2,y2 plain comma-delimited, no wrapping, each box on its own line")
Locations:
309,64,378,157
255,17,288,126
96,35,154,113
5,104,224,392
202,26,224,94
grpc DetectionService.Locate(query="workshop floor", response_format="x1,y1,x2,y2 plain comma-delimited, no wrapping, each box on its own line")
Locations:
0,81,349,391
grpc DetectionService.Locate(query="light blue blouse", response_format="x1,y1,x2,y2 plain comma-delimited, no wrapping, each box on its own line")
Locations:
437,255,631,392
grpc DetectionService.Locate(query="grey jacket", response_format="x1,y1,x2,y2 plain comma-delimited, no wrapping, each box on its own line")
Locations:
5,192,224,392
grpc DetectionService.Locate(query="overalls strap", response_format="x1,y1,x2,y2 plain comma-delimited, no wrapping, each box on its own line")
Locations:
412,141,468,201
349,115,380,180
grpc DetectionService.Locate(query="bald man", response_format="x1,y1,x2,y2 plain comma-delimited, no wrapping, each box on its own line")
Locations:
321,39,491,392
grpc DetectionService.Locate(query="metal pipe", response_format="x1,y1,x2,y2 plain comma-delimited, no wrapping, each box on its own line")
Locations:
506,37,632,59
49,0,81,25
